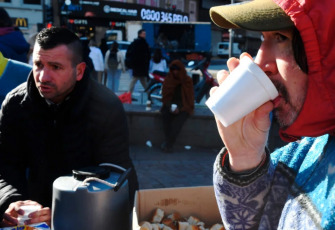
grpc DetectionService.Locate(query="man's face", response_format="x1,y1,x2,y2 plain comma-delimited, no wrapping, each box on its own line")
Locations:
32,43,85,104
255,28,308,129
139,31,146,39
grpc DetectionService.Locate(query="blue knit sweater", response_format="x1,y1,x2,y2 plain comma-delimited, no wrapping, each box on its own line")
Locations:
213,134,335,230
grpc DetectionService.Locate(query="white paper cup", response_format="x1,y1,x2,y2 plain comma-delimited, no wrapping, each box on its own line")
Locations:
171,104,177,112
18,205,40,225
206,56,278,127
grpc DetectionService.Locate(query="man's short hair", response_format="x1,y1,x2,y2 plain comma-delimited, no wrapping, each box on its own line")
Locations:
138,29,145,36
36,27,83,66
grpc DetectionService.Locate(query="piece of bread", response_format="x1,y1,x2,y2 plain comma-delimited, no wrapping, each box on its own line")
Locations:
151,208,165,223
178,221,190,230
162,225,173,230
187,226,201,230
166,212,182,221
151,223,162,230
140,221,152,230
162,217,177,230
187,216,201,225
210,223,225,230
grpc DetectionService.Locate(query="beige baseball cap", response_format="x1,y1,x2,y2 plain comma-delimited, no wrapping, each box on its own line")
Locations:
210,0,294,31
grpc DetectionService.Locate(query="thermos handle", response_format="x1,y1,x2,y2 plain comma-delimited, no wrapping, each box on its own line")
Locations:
99,163,126,172
114,168,132,192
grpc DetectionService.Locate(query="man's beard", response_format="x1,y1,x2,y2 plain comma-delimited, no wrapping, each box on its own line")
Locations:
272,80,304,130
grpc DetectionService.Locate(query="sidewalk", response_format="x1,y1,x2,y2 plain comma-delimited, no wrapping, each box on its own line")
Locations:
130,144,221,190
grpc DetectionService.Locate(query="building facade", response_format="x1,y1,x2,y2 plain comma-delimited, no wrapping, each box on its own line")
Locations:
0,0,260,58
0,0,201,40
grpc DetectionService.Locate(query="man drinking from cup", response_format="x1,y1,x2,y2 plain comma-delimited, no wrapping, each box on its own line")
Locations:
208,0,335,229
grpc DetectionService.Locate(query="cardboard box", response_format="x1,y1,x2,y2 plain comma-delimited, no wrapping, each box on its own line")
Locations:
132,186,222,229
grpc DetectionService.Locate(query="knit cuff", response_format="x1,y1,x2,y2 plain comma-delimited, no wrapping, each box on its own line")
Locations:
215,147,270,186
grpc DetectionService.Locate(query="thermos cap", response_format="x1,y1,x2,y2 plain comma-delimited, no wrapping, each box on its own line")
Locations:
72,166,110,181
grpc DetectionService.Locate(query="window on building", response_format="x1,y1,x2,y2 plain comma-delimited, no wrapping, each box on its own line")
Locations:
23,0,41,4
0,0,11,2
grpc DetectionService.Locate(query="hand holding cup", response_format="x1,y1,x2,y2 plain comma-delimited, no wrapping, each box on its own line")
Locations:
208,54,277,172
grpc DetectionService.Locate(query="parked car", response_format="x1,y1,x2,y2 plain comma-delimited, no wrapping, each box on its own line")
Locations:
217,42,241,58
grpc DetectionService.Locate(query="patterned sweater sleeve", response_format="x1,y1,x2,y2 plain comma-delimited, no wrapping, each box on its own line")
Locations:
213,147,274,229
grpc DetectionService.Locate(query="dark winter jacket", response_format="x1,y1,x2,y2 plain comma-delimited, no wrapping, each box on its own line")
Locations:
0,72,138,217
0,28,29,63
129,37,150,77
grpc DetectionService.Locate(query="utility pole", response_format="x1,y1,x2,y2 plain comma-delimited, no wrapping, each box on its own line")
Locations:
52,0,60,26
42,0,45,24
228,0,235,58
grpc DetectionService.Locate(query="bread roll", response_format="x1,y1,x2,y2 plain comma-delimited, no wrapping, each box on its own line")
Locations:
151,208,165,223
167,212,182,221
210,223,225,230
151,223,162,230
187,216,201,225
187,226,201,230
140,221,152,230
178,221,190,230
162,225,173,230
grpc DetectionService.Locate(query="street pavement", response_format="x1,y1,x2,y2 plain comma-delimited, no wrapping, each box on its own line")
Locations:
121,59,226,190
130,144,221,190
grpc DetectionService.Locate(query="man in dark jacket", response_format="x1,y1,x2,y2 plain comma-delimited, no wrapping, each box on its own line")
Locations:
127,29,151,95
0,27,138,227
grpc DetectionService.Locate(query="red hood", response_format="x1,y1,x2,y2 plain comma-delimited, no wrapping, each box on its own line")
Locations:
274,0,335,141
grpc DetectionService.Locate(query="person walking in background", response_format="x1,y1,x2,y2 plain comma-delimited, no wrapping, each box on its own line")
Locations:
99,37,108,59
209,0,335,229
126,29,151,96
0,7,29,63
160,60,194,153
89,39,104,84
104,41,125,92
149,48,167,73
0,27,138,227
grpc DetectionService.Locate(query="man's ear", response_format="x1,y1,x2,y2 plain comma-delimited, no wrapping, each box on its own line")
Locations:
76,62,86,81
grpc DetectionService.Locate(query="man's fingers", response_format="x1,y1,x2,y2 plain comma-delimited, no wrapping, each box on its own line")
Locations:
227,57,239,72
253,101,274,132
1,213,18,226
240,52,253,60
26,207,51,226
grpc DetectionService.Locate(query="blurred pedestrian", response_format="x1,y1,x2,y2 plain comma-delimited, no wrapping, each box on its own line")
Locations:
99,37,108,59
89,39,104,83
126,29,150,96
149,48,167,73
0,7,29,63
160,60,194,152
104,41,125,92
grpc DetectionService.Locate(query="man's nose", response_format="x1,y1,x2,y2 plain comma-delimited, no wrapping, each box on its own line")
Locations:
39,68,51,82
254,48,278,76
